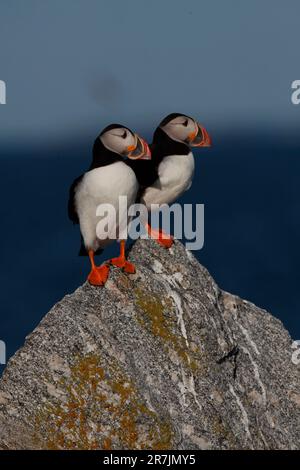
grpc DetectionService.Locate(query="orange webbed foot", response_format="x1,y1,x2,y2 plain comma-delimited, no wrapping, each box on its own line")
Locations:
156,232,174,249
123,260,136,274
147,225,174,249
87,264,110,286
109,257,136,274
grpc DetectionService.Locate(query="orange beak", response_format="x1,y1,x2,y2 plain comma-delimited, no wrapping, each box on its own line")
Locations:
188,122,212,147
127,134,152,160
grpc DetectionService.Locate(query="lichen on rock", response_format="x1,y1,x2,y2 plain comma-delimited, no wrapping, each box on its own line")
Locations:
0,239,299,450
34,353,173,450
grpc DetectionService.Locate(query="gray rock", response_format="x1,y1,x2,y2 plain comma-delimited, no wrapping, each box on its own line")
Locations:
0,239,299,450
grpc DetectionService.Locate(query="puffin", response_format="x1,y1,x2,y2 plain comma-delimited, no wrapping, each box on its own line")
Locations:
68,124,151,286
130,113,211,247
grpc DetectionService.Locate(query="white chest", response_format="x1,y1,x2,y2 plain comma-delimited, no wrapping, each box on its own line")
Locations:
142,152,195,208
77,162,138,206
74,162,139,250
158,152,195,190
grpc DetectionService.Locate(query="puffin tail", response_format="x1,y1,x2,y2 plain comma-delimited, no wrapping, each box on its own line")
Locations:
78,241,88,256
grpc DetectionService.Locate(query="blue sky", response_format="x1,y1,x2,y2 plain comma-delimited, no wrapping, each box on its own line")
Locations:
0,0,299,147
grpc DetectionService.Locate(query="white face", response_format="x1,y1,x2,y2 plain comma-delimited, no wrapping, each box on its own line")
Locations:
160,115,198,144
100,127,137,156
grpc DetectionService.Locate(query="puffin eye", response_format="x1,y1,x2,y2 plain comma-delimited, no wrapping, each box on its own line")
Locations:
122,131,127,139
182,119,188,127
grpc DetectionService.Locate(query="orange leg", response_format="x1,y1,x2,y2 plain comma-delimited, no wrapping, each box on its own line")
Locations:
145,223,174,248
87,250,110,286
109,240,135,274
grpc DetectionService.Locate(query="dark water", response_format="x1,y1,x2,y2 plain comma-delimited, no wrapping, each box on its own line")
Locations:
0,133,299,375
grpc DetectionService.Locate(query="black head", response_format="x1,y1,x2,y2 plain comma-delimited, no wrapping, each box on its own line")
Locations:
152,113,211,161
90,124,151,170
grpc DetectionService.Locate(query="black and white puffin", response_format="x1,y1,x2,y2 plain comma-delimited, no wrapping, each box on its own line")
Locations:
130,113,211,247
68,124,151,286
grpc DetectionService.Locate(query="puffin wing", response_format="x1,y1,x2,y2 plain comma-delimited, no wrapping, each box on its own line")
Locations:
68,174,84,224
135,163,159,202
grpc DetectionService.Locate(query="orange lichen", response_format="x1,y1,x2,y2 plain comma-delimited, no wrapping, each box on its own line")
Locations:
134,288,199,372
34,354,173,450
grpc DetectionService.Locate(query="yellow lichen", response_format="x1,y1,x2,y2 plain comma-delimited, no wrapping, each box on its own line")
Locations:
134,288,199,372
211,415,236,447
34,353,173,450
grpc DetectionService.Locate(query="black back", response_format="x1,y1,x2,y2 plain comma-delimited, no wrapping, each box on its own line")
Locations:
68,174,84,224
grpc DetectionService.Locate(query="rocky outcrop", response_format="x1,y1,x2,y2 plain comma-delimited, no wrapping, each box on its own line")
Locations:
0,239,299,450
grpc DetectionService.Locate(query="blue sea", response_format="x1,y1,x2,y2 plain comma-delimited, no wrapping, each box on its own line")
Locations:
0,131,299,375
